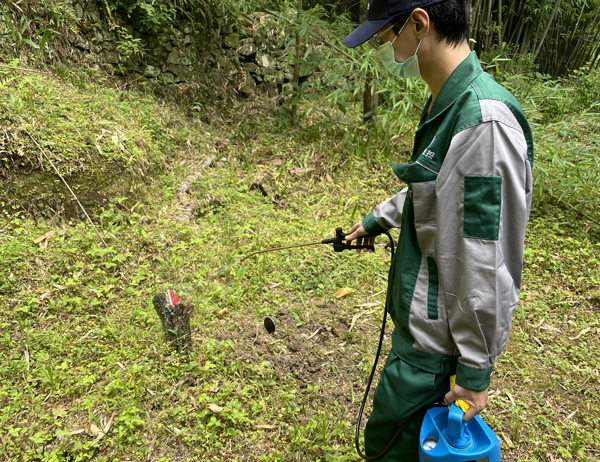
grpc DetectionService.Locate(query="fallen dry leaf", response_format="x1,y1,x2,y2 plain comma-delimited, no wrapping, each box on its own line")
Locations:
335,287,354,299
326,173,333,184
34,230,55,244
569,327,591,340
215,308,230,317
501,432,514,448
34,257,43,266
255,425,277,429
207,403,223,414
87,424,105,438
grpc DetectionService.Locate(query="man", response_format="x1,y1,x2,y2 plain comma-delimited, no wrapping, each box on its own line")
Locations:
343,0,533,459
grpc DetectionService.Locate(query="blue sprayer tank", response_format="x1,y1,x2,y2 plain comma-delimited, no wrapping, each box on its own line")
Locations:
419,403,501,462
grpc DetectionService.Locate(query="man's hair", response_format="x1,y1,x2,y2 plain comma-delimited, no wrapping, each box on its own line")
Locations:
392,0,471,47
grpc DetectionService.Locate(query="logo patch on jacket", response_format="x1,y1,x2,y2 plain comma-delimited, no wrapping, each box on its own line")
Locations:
421,136,436,159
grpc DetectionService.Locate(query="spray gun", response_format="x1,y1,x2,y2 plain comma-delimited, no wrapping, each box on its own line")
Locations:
320,227,380,252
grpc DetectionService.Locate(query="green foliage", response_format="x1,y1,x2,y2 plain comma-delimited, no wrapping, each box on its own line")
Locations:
115,33,144,61
472,0,600,77
102,0,222,35
0,0,78,56
269,1,428,135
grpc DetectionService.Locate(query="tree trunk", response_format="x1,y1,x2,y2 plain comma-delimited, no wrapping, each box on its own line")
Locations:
291,0,302,128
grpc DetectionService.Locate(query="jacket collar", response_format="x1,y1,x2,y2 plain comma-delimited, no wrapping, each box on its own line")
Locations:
419,51,483,126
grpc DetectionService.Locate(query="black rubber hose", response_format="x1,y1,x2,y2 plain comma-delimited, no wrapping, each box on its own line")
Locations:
353,231,447,460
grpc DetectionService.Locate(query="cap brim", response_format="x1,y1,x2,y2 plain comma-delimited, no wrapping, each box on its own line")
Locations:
343,18,391,48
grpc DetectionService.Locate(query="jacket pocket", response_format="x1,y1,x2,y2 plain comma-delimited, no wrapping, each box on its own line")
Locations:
463,175,502,240
426,257,439,320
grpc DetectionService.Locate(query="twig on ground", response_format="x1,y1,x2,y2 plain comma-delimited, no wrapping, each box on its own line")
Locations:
348,310,369,333
26,130,108,248
0,64,42,73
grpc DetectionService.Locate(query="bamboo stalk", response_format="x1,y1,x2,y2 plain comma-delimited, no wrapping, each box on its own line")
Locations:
484,0,494,50
508,7,525,54
532,0,561,61
529,0,549,61
363,73,376,124
291,0,302,128
502,0,518,44
470,0,482,44
497,0,503,47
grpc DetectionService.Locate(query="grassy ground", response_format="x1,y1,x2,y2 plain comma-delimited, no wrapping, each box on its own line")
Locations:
0,64,599,462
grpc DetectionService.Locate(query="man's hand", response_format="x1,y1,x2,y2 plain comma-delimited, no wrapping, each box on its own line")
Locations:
444,384,489,422
345,221,374,253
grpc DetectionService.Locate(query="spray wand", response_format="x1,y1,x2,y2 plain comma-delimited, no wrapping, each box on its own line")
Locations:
213,227,381,278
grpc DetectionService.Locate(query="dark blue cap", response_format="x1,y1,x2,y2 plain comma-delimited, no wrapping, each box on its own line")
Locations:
342,0,446,48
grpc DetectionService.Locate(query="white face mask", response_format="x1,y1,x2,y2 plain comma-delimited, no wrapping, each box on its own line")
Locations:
377,19,422,79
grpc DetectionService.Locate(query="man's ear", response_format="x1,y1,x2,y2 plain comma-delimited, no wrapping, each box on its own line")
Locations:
410,8,430,40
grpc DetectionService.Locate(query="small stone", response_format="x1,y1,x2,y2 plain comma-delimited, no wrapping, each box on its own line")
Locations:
237,38,257,56
74,38,90,51
75,4,84,19
243,62,260,73
237,71,256,94
259,82,278,97
223,33,239,49
256,51,275,71
276,58,288,70
82,53,95,63
100,63,115,75
161,72,175,83
167,65,191,82
105,52,119,64
167,49,191,66
586,288,600,303
143,65,160,77
274,71,285,84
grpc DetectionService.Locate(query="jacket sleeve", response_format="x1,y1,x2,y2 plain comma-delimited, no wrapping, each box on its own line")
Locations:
362,187,408,233
436,117,533,391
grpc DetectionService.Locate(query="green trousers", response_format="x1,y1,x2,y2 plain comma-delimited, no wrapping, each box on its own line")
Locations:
364,349,451,461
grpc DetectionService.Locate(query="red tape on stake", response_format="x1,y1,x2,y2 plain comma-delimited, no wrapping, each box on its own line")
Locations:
168,290,180,306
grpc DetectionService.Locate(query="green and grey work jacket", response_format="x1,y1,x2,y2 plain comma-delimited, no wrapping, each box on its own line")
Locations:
362,52,534,391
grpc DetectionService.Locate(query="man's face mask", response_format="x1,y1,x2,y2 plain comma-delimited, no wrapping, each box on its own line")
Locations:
372,18,422,79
